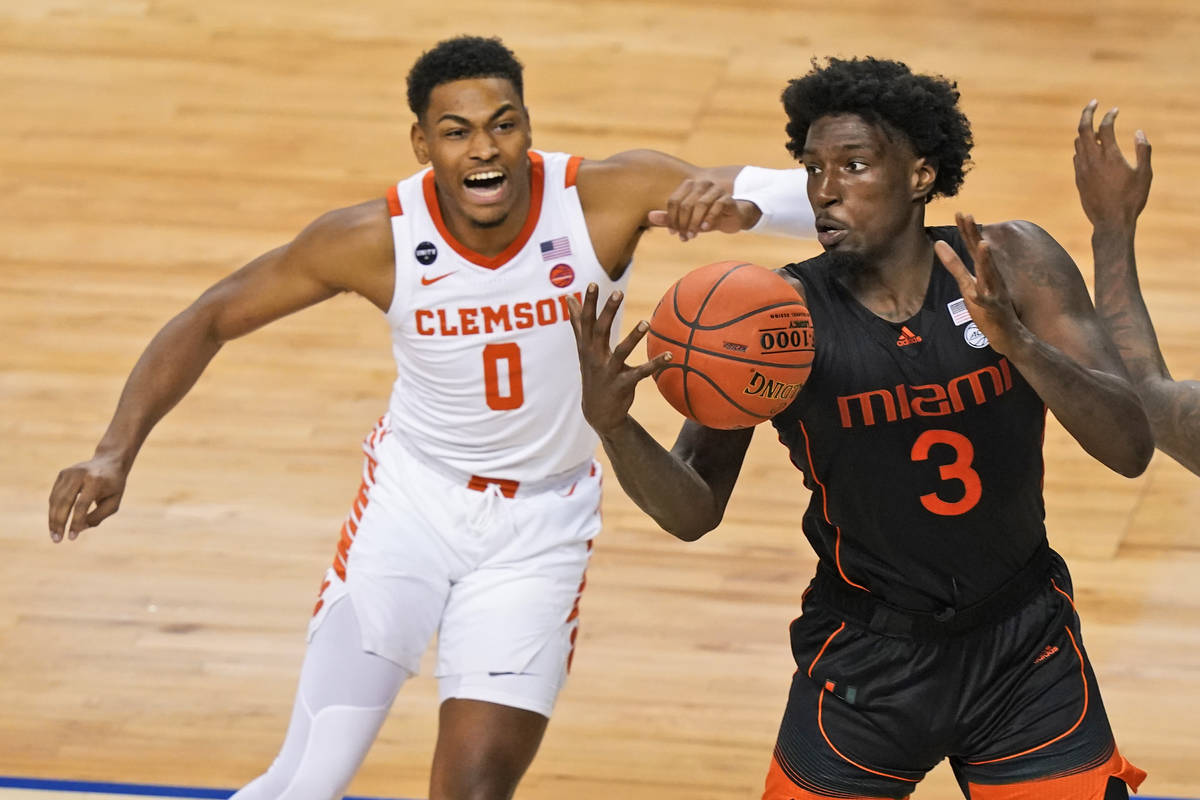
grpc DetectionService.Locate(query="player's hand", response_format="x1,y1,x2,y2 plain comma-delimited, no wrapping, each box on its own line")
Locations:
48,453,129,542
566,284,672,435
1073,99,1152,235
935,213,1027,357
646,177,760,241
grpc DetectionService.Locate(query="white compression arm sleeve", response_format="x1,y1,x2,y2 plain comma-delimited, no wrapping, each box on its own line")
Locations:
732,166,814,238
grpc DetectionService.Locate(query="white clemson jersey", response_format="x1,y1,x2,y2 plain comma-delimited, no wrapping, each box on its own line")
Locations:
383,150,630,482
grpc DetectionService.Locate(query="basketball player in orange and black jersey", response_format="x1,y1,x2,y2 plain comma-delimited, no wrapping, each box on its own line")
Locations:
570,58,1153,799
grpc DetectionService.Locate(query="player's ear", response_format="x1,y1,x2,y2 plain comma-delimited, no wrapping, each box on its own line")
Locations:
411,121,430,165
911,157,936,203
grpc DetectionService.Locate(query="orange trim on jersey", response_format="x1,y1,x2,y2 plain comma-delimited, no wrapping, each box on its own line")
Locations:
564,155,582,188
1052,579,1077,612
467,474,520,498
421,150,545,271
329,417,387,583
762,750,908,800
966,625,1089,765
565,552,593,672
807,622,845,678
386,184,403,217
965,747,1145,800
817,690,913,782
798,420,870,592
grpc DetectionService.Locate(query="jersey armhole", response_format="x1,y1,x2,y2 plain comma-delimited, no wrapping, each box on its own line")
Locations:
564,155,582,188
386,184,403,217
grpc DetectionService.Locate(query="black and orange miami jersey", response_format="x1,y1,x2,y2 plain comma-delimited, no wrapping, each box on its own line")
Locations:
772,226,1048,612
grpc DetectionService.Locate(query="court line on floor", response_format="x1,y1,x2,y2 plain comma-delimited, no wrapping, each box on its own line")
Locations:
0,776,409,800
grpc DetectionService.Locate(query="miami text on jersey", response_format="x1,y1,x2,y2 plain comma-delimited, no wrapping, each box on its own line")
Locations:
837,357,1015,429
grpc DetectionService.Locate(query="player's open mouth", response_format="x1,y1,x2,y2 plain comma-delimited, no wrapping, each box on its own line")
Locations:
463,170,507,203
816,219,848,248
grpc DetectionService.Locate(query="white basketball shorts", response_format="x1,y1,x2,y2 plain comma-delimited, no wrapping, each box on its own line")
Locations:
308,415,601,718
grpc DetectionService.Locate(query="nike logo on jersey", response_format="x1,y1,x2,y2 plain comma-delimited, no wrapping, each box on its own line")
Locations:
421,271,456,286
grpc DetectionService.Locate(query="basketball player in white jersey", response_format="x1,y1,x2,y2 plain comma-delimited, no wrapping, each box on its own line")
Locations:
47,36,812,800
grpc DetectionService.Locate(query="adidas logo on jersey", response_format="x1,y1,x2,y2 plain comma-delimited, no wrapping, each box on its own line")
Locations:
896,325,923,347
1034,644,1060,665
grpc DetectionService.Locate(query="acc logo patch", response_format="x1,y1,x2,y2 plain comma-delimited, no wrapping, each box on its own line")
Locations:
548,263,575,288
415,241,438,265
964,322,990,349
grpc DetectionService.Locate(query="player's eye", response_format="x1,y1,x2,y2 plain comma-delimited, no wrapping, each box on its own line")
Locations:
443,128,467,139
846,160,868,173
804,163,821,175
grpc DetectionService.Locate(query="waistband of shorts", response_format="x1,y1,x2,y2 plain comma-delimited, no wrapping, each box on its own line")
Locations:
810,539,1053,639
390,431,595,498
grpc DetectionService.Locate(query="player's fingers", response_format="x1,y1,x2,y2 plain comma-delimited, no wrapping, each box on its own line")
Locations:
66,484,98,540
48,469,83,542
629,352,673,382
664,181,690,236
593,289,624,343
695,187,733,235
565,294,585,348
972,240,997,296
679,183,721,233
646,209,669,228
1135,130,1152,177
578,283,599,342
672,189,699,241
934,240,973,293
1097,107,1120,152
611,319,650,364
85,494,121,529
954,212,984,253
1077,99,1099,151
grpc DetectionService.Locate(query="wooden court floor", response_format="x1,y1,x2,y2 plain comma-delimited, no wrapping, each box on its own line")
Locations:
3,1,1199,798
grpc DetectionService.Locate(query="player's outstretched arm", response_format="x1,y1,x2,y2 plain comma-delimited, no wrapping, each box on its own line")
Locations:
575,150,811,271
1074,102,1200,475
47,199,395,542
566,284,753,540
935,213,1153,478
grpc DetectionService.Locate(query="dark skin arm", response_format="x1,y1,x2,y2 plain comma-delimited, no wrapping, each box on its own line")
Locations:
935,212,1153,478
575,150,764,279
47,199,396,541
566,283,783,541
1074,102,1200,475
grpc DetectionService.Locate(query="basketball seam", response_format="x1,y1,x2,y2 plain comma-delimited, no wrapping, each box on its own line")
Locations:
680,300,808,330
655,364,773,420
672,261,753,423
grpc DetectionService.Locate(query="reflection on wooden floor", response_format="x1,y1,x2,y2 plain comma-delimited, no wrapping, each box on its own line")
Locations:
3,1,1200,799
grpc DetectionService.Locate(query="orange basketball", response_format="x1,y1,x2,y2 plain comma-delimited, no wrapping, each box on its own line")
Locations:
646,261,814,429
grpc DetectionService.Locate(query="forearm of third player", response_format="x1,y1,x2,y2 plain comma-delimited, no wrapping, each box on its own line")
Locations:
1006,328,1153,477
598,417,750,542
1091,229,1200,473
1092,228,1172,385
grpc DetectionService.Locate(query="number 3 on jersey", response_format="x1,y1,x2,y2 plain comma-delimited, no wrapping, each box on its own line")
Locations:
483,343,524,410
910,429,982,516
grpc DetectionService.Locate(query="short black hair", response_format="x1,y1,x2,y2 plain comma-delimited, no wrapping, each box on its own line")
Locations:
407,36,524,120
781,57,973,202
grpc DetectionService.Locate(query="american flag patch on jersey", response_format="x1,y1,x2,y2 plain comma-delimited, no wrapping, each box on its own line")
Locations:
947,297,972,326
540,237,571,260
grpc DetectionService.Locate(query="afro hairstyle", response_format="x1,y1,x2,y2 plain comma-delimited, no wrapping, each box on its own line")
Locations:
782,57,973,202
